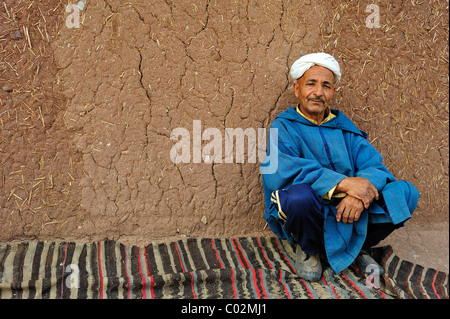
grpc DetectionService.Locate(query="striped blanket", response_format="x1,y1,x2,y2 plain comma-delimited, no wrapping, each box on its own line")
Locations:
0,237,447,299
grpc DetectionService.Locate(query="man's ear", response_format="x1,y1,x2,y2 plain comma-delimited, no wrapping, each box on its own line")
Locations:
293,81,299,98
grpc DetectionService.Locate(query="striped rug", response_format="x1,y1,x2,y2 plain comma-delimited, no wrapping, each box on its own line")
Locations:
0,237,447,299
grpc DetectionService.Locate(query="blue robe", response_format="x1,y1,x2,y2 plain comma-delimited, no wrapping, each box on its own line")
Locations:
261,107,420,274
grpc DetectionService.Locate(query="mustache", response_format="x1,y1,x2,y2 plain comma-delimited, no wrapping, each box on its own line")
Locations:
307,96,325,103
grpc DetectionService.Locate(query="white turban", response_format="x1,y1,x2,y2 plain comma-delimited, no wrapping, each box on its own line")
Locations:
290,52,341,84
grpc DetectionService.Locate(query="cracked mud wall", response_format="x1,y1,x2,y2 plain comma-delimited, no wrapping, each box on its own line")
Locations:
53,0,325,242
1,0,448,244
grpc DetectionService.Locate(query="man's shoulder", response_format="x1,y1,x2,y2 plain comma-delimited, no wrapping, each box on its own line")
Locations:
270,107,297,127
272,106,311,126
274,107,297,119
327,109,368,138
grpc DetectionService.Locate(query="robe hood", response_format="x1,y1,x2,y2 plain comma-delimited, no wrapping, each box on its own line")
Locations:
275,107,368,139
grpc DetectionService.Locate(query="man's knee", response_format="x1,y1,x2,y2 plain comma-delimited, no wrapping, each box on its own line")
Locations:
279,184,322,218
280,184,325,252
383,180,420,213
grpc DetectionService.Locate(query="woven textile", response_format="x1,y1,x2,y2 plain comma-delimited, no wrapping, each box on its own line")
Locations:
0,237,447,299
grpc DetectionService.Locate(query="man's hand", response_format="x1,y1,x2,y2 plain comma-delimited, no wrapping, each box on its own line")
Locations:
336,177,379,209
335,195,364,223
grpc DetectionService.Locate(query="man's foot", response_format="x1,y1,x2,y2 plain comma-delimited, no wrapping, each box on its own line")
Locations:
354,250,384,276
294,245,322,282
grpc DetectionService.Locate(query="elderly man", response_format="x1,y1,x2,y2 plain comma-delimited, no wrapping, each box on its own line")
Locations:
261,52,419,281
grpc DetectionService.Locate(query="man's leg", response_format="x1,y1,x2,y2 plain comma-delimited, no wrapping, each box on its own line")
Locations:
272,183,324,281
356,184,417,275
354,222,402,276
356,180,418,275
274,183,324,254
363,222,402,250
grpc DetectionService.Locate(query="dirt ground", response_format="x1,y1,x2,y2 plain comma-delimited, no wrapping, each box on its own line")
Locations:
0,1,448,272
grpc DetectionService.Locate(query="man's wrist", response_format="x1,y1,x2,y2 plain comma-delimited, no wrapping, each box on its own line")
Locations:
335,177,349,193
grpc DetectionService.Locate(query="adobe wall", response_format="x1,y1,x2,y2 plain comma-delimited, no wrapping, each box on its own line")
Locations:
0,0,448,245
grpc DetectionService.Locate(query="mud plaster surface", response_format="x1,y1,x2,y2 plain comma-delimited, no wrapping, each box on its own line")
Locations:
0,0,448,270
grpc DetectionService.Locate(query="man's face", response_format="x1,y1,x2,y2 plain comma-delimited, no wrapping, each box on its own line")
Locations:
293,65,336,122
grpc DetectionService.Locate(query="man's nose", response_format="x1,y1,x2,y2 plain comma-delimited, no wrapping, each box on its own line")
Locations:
313,85,323,96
